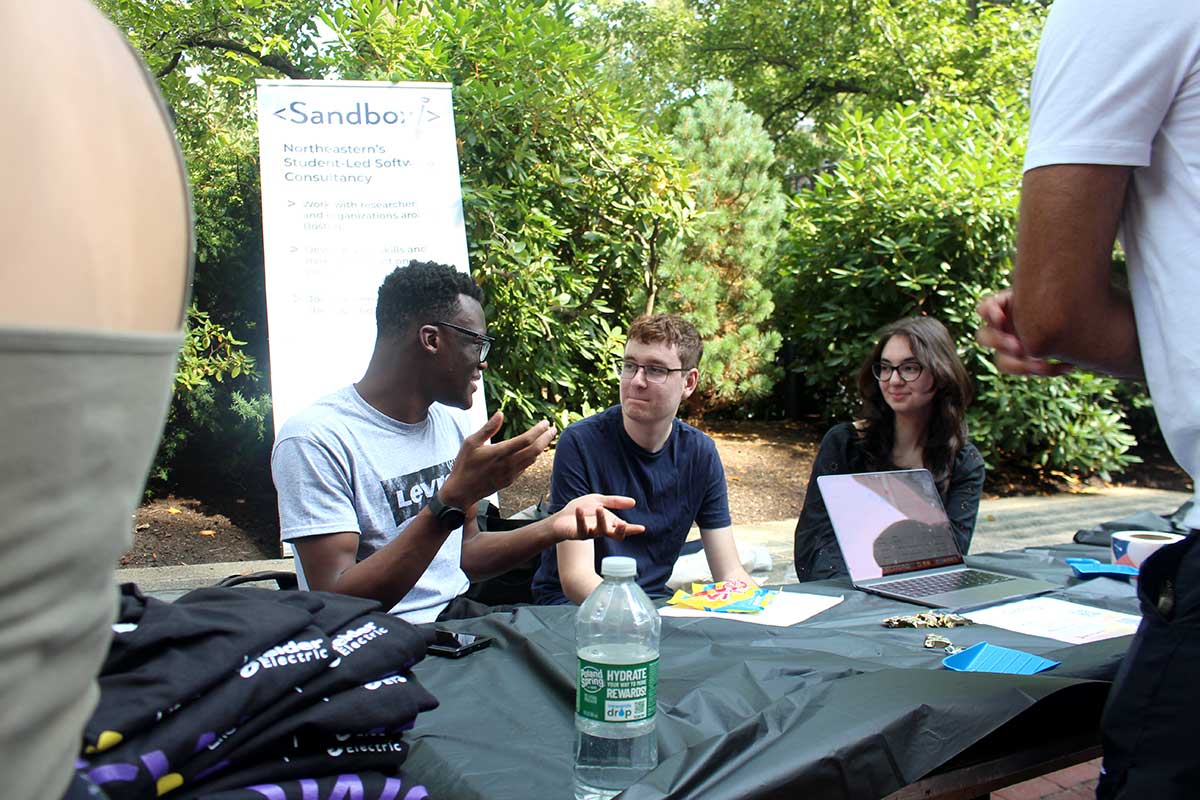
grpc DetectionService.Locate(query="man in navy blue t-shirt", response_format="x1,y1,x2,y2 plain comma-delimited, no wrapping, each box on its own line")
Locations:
532,314,754,603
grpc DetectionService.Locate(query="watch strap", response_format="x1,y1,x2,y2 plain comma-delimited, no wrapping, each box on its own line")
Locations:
427,491,466,529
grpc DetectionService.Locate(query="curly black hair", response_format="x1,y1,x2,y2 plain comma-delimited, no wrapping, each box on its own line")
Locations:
375,261,482,337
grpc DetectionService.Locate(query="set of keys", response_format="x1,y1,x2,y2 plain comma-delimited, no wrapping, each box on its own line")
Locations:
921,632,964,655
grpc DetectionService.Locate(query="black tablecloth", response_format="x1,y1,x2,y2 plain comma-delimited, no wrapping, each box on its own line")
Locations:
407,544,1137,799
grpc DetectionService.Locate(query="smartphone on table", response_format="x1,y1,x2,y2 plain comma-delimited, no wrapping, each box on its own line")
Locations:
428,629,493,658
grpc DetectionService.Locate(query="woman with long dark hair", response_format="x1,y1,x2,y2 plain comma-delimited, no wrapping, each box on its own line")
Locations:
793,316,985,581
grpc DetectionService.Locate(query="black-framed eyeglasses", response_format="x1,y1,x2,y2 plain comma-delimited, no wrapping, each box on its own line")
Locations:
616,359,688,385
435,321,494,362
872,360,924,382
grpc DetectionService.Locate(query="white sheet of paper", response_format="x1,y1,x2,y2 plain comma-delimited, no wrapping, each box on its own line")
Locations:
660,592,844,627
966,596,1141,644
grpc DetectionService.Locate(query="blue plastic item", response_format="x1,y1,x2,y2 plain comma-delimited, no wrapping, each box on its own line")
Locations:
1064,557,1138,580
941,641,1059,675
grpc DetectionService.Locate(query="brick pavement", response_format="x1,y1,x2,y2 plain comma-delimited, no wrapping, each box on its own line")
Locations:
994,757,1100,800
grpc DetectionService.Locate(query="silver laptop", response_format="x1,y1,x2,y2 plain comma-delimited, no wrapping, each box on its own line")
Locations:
818,469,1057,610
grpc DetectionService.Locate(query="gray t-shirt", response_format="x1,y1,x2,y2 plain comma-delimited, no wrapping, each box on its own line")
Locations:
272,385,472,623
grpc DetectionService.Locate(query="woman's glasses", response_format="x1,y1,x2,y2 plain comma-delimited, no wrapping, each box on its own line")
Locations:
872,361,923,382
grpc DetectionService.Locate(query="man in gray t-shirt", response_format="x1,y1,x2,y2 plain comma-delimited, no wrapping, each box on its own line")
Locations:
272,261,643,623
274,388,473,622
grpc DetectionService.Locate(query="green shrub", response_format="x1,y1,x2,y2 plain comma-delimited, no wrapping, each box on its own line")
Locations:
777,98,1138,477
151,306,267,489
970,354,1138,481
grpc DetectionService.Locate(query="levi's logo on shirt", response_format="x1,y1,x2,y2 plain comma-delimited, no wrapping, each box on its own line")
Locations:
380,459,454,526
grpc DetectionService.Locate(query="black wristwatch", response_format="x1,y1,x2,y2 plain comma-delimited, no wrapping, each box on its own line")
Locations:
427,492,467,531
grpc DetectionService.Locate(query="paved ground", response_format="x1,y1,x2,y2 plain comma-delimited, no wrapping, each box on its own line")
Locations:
115,486,1189,800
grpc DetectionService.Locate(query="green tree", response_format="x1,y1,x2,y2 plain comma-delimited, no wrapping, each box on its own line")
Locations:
579,0,1147,477
580,0,1046,173
649,81,785,412
152,307,267,487
576,0,704,126
692,0,1046,169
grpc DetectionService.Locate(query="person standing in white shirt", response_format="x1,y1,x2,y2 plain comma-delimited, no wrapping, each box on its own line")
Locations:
977,2,1200,796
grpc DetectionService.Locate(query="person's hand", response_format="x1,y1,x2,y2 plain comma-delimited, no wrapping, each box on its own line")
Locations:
439,412,556,509
552,494,646,543
976,289,1073,376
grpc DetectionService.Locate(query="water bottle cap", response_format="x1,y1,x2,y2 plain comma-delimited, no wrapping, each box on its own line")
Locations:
600,556,637,578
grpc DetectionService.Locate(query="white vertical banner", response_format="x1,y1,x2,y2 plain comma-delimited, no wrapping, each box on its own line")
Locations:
256,80,485,434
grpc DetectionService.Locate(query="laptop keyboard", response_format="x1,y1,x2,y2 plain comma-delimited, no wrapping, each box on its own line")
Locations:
880,569,1014,598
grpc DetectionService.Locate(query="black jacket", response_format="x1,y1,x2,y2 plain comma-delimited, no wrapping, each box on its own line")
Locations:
793,422,986,581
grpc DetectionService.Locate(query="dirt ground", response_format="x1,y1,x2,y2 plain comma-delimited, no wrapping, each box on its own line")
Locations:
126,418,1192,568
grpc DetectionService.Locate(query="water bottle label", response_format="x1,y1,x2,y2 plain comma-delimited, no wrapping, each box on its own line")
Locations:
576,657,658,723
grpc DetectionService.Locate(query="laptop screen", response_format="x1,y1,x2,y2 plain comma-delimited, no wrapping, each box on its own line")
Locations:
817,469,962,580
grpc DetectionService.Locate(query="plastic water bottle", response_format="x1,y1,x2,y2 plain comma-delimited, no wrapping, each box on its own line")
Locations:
574,556,661,800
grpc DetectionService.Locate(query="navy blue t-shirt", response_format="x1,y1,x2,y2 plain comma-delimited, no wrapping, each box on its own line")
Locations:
531,406,731,604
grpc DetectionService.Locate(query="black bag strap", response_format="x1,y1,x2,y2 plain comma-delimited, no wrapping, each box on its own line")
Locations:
214,570,299,591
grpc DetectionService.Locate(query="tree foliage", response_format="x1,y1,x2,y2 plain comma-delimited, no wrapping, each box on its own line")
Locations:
175,306,257,391
100,0,688,451
694,0,1045,168
582,0,1046,173
97,0,1148,489
651,81,785,413
97,0,324,486
577,0,703,126
153,305,264,487
778,98,1138,477
319,0,690,430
